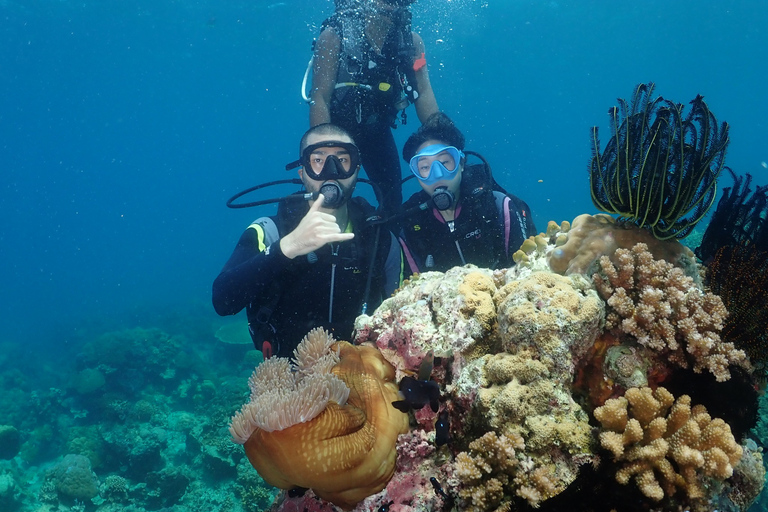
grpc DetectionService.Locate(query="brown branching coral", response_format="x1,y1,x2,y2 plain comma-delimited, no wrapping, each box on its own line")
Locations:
455,431,523,511
707,245,768,369
592,242,748,381
455,431,559,510
594,387,743,508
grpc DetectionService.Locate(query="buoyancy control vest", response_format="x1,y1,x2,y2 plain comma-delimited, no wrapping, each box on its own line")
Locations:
246,197,387,358
321,9,420,127
398,156,534,273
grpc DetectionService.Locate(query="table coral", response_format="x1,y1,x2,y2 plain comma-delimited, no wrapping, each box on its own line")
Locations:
594,386,743,508
592,242,748,381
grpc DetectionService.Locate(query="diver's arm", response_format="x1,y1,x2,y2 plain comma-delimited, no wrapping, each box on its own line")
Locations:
411,32,439,124
310,28,341,127
212,225,290,316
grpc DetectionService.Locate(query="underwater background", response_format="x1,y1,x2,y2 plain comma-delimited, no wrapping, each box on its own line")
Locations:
1,0,767,510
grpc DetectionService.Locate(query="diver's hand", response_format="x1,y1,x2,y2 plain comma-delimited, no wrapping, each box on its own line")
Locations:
279,194,355,259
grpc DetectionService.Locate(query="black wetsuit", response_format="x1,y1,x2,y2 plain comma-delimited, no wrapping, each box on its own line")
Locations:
324,15,418,213
397,183,537,274
212,197,403,358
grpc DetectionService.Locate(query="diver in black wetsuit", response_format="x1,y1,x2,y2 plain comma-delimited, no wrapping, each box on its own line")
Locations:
397,113,538,274
309,0,439,214
212,124,403,359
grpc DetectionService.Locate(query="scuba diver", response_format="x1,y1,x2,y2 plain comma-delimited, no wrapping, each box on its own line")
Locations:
397,113,538,274
308,0,439,214
212,124,403,359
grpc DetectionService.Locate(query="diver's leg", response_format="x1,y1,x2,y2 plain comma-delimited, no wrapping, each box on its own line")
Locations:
357,125,403,213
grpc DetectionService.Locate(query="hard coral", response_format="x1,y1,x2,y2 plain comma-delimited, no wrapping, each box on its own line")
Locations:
455,431,523,511
494,271,604,378
594,386,743,508
355,266,499,377
548,214,696,276
51,454,100,502
236,329,409,510
593,242,748,382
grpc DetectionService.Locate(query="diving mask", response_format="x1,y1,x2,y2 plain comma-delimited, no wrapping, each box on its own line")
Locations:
285,140,361,181
409,144,464,186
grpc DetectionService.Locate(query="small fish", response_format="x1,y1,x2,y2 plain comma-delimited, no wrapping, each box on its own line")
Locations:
434,410,450,446
288,486,307,497
391,376,440,413
430,476,453,507
378,501,394,512
418,350,434,381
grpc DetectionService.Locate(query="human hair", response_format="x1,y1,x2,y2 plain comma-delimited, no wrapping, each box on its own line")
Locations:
402,112,466,162
299,124,355,154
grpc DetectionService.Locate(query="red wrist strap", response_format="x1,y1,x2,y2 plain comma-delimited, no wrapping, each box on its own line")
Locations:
413,52,426,72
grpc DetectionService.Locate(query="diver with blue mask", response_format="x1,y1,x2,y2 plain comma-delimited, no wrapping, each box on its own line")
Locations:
213,124,403,359
397,113,538,274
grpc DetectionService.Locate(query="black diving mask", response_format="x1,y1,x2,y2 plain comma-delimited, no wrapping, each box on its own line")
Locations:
285,141,361,181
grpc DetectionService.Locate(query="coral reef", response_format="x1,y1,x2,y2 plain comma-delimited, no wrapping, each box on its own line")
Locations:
236,329,409,510
594,386,743,510
50,454,100,502
0,425,21,460
592,242,748,381
349,266,601,510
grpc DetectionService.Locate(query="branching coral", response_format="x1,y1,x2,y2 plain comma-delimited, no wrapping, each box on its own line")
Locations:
594,386,743,508
454,431,523,511
592,242,748,381
589,82,728,240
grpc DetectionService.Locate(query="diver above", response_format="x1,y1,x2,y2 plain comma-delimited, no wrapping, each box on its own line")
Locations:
212,124,403,359
309,0,439,213
397,112,538,274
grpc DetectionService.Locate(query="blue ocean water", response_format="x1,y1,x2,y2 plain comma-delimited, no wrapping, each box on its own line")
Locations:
1,0,768,510
2,0,767,348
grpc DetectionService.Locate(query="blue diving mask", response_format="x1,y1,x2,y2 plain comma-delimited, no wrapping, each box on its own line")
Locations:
409,145,464,186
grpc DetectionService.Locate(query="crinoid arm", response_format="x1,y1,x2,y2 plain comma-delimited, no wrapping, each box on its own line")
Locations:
589,83,729,240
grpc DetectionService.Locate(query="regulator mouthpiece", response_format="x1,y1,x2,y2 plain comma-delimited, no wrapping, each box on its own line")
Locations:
432,187,455,211
318,182,344,209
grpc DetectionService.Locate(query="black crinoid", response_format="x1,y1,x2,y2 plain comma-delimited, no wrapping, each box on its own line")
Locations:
589,82,729,240
695,169,768,264
707,244,768,371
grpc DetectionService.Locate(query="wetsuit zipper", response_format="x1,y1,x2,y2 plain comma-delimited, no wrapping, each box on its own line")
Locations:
448,221,467,265
329,244,340,323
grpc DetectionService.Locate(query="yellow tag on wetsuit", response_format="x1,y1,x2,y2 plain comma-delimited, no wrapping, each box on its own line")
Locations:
378,82,392,92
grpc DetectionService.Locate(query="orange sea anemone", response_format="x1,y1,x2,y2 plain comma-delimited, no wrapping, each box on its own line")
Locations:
235,331,408,510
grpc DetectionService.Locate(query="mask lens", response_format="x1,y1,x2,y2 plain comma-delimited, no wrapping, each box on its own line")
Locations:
409,145,463,185
301,141,360,180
